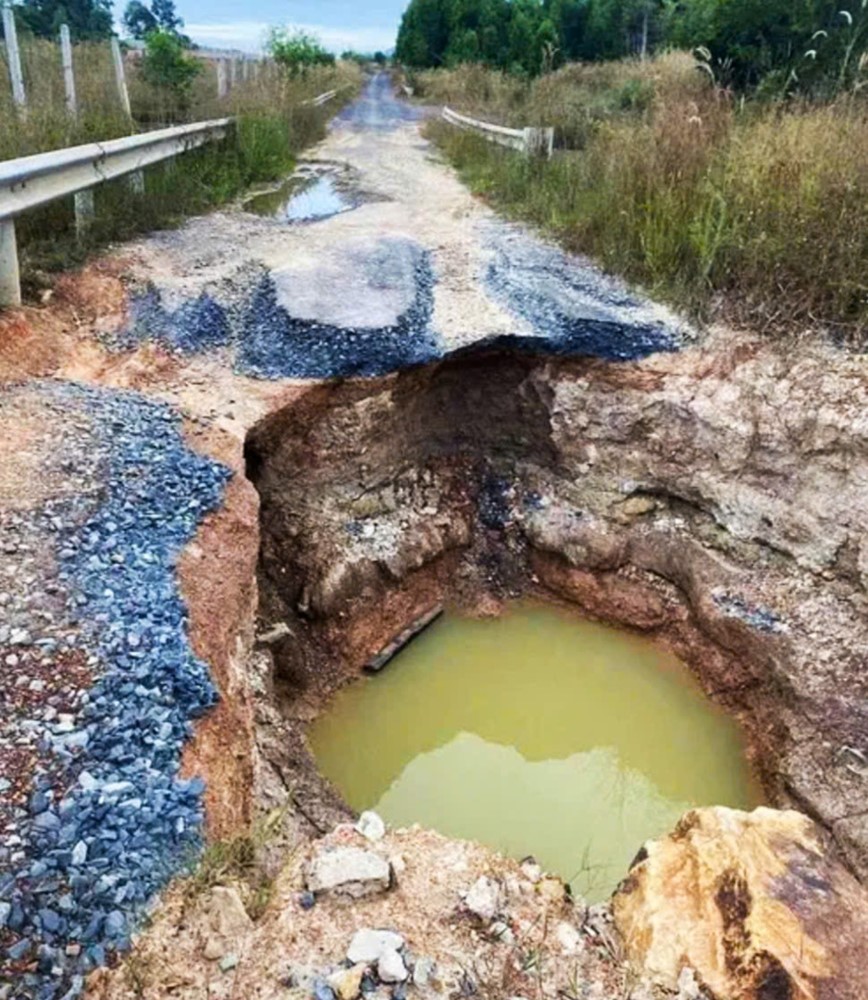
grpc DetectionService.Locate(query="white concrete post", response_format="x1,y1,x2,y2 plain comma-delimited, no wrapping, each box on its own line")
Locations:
2,6,27,116
60,24,95,235
74,189,95,238
59,24,77,115
0,220,21,308
110,38,144,195
110,37,132,116
230,58,237,89
217,59,228,98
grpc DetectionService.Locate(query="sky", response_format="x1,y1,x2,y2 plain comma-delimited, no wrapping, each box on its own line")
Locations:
130,0,407,54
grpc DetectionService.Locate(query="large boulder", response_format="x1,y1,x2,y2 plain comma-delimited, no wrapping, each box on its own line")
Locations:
612,807,868,1000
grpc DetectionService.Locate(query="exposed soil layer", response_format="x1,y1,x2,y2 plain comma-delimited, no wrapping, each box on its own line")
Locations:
245,342,868,882
1,74,866,1000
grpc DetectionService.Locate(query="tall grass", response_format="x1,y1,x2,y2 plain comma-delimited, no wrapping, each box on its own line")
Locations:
0,39,362,295
425,55,868,340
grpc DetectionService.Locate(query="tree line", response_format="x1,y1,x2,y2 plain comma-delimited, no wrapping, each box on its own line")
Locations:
396,0,868,91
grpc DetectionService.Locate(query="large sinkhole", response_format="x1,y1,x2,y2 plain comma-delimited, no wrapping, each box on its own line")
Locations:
309,603,760,901
243,346,828,901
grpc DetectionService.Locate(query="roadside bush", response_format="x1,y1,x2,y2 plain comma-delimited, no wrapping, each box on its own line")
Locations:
267,28,335,76
139,28,201,117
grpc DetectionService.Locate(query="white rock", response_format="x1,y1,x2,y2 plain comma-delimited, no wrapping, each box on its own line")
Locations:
71,841,88,866
464,875,502,920
413,957,435,987
490,920,515,946
202,887,253,961
307,847,391,898
377,949,408,983
346,928,404,964
520,859,543,883
555,921,581,955
355,810,386,842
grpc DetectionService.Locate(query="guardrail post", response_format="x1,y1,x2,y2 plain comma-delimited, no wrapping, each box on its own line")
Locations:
0,220,21,307
75,189,95,238
2,6,27,117
523,128,554,158
110,38,144,195
230,58,238,89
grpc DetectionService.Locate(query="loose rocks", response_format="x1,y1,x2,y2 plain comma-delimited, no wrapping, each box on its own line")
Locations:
346,929,405,965
464,876,502,921
307,847,392,898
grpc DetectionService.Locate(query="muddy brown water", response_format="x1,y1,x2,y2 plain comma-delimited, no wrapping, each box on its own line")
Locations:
310,603,762,901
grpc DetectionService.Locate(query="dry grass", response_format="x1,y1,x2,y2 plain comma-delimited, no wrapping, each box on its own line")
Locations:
426,55,868,340
1,39,361,155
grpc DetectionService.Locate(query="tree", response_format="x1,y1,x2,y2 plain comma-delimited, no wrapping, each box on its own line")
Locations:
123,0,158,40
663,0,868,90
140,27,201,111
15,0,113,40
124,0,190,45
267,28,335,75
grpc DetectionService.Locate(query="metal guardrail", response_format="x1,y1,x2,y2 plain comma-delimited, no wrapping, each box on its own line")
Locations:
442,106,554,159
303,89,339,108
0,85,344,308
0,118,231,307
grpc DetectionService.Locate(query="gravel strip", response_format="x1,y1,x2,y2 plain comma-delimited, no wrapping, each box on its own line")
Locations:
0,382,230,999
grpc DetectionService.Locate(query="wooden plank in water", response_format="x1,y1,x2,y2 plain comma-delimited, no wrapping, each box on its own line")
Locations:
365,605,444,673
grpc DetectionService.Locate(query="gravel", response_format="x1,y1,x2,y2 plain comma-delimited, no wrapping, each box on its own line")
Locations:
0,382,230,998
482,220,690,360
115,248,440,380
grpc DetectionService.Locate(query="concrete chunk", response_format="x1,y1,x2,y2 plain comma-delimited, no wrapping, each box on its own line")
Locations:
307,847,391,898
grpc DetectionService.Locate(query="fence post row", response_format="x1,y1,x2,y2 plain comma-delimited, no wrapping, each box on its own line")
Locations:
1,5,27,115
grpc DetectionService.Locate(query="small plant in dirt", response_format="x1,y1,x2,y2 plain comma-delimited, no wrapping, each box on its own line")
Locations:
183,806,288,921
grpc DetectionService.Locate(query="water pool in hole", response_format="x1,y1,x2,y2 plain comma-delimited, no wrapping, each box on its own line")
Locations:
309,603,762,901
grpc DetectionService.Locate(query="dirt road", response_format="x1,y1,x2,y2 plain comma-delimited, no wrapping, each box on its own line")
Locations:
116,72,689,377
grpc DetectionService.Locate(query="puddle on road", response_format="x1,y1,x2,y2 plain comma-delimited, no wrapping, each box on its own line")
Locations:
310,603,762,902
245,174,353,223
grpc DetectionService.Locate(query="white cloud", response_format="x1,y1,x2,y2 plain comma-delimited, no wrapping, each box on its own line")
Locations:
185,20,396,55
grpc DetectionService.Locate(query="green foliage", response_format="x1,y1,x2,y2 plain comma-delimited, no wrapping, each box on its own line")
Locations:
11,0,114,40
665,0,868,92
395,0,665,75
267,28,336,75
123,1,159,40
397,0,868,93
140,28,202,113
124,0,189,44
